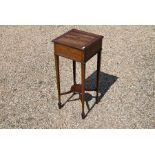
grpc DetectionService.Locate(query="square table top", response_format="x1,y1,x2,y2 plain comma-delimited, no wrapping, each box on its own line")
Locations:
52,29,103,50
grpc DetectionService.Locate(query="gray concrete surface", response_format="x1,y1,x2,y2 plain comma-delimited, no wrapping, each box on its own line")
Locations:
0,26,154,128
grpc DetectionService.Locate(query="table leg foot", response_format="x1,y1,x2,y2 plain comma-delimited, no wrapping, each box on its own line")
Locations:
58,102,62,109
96,96,99,104
81,112,85,119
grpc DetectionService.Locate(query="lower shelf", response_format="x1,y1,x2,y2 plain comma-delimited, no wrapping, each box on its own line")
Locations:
60,84,96,95
71,84,82,93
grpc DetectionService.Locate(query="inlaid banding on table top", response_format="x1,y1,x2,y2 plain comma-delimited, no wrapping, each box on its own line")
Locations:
52,29,103,50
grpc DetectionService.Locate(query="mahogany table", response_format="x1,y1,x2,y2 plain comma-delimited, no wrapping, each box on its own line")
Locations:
52,29,103,119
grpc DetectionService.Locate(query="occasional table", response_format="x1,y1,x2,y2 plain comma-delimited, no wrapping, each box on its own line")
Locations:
52,29,104,119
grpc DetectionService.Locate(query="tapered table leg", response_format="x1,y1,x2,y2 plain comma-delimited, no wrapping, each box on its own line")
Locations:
81,63,85,119
96,50,101,104
54,54,61,109
73,61,76,85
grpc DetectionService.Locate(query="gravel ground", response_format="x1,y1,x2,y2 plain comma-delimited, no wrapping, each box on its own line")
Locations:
0,25,154,128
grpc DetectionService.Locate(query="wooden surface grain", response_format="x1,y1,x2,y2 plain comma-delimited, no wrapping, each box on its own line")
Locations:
52,29,103,50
